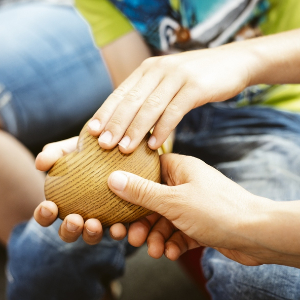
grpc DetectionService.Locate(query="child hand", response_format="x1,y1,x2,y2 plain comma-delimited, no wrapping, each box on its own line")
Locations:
87,44,252,154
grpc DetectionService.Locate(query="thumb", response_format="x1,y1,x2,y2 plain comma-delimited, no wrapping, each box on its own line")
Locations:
108,171,173,215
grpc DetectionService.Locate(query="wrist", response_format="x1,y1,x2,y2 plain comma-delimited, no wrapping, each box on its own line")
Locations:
217,40,261,91
228,194,276,262
235,197,300,267
224,38,266,88
237,29,300,86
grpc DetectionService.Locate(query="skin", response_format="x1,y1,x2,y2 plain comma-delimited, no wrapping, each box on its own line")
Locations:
35,137,126,245
102,31,152,88
34,29,300,267
0,30,149,246
0,129,45,245
88,29,300,153
34,30,151,245
35,148,300,267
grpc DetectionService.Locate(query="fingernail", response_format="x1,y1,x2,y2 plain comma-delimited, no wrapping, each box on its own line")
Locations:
118,136,131,149
66,221,79,232
98,131,112,144
40,206,53,218
148,135,156,148
86,228,97,236
109,171,128,191
165,249,169,258
88,119,101,131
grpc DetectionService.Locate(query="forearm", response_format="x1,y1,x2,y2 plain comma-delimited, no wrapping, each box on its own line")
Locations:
239,29,300,86
101,31,151,88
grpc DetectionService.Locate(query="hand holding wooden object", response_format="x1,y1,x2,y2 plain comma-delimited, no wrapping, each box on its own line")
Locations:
44,123,160,227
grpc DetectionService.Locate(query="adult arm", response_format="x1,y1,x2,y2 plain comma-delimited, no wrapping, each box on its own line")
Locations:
35,141,300,268
107,153,300,268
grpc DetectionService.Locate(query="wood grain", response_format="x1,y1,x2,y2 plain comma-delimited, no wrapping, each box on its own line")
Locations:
44,123,161,227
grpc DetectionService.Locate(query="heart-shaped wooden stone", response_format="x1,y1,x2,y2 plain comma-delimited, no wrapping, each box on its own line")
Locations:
44,123,160,227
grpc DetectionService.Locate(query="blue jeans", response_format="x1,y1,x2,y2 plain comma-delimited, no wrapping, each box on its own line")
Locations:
1,3,128,300
174,103,300,299
7,219,128,300
0,3,113,152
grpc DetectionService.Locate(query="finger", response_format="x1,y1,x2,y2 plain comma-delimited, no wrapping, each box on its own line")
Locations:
34,201,58,227
128,213,161,247
147,217,176,259
150,84,197,149
118,76,184,154
35,136,78,171
165,231,200,261
160,153,195,186
108,170,174,217
110,223,128,240
98,71,163,150
107,155,195,215
87,68,143,136
82,218,103,245
58,214,84,243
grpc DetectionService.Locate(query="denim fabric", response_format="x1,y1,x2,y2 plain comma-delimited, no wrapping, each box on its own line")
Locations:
1,4,126,300
0,3,113,152
7,218,128,300
174,103,300,299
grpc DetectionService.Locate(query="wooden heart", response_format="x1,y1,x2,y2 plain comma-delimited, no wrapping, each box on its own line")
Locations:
44,123,161,227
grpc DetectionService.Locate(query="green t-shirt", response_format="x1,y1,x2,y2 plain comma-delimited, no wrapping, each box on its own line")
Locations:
75,0,300,113
243,0,300,112
75,0,133,47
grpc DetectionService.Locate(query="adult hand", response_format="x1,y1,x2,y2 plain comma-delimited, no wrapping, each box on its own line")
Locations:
33,139,299,267
87,44,253,153
108,153,274,265
34,137,129,244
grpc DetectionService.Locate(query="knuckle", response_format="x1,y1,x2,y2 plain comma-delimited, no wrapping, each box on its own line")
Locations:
166,103,182,117
156,122,173,137
145,94,162,109
101,95,121,110
126,123,141,138
187,80,202,93
158,56,174,66
132,179,171,215
95,105,110,118
134,179,155,206
177,64,190,75
112,85,127,98
141,57,157,68
107,117,122,130
125,89,142,103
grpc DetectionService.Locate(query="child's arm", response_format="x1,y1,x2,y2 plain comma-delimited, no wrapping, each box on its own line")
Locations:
87,29,300,153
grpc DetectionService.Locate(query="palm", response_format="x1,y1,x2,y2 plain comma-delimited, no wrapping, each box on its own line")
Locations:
217,248,261,266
